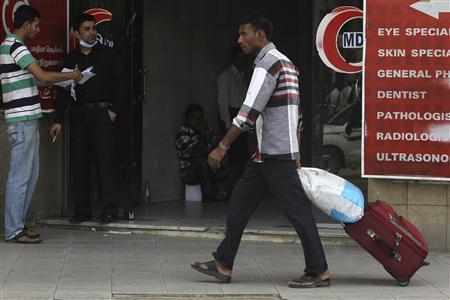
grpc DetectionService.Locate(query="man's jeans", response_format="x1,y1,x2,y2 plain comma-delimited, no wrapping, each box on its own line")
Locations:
4,120,40,240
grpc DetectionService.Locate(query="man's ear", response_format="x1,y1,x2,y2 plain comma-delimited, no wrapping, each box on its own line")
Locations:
74,31,81,40
23,21,32,31
255,29,261,39
256,29,266,41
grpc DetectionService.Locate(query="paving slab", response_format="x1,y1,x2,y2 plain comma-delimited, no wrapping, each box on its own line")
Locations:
0,228,448,300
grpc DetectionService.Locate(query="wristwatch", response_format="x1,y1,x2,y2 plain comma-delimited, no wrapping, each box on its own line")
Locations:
219,141,230,151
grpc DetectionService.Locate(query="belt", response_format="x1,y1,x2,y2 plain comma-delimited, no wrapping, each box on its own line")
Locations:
82,102,111,109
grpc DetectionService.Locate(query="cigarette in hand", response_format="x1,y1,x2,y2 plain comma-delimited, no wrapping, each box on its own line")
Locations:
52,136,57,143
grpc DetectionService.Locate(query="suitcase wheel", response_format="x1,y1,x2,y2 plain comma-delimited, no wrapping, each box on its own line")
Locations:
420,261,430,268
397,280,410,287
384,267,410,287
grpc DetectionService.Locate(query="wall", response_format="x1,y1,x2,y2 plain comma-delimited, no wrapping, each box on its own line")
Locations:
142,0,301,202
0,115,65,234
368,179,450,251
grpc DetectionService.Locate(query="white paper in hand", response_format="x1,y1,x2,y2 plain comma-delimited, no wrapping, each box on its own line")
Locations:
54,66,95,87
79,66,95,85
54,68,74,88
54,66,96,101
70,83,76,101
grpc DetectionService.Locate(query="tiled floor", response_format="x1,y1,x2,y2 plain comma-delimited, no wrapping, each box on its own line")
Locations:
1,228,448,300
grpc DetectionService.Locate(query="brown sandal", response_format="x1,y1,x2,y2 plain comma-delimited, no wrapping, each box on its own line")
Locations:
288,272,331,288
7,231,42,244
25,230,40,239
24,226,40,239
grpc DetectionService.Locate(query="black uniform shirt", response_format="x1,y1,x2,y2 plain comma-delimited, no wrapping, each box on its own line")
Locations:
54,43,126,123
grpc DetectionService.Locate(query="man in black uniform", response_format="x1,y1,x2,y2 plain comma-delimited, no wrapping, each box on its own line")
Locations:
50,13,125,223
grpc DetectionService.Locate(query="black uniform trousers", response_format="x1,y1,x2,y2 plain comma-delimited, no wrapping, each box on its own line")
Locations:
70,106,117,217
213,159,328,274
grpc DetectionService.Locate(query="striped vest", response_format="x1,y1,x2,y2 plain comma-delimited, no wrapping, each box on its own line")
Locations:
0,34,41,123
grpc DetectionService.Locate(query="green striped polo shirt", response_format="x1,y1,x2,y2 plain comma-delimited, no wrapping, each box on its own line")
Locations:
0,34,42,123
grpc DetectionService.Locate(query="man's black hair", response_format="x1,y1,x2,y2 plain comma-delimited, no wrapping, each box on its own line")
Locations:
13,5,40,29
240,12,273,41
185,103,204,120
72,13,95,32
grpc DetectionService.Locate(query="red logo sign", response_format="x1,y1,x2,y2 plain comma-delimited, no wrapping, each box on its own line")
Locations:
83,8,112,25
316,6,363,74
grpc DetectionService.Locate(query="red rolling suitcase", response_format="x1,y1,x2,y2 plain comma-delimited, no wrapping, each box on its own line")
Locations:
344,200,429,286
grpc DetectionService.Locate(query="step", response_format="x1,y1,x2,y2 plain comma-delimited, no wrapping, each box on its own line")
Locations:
38,218,356,246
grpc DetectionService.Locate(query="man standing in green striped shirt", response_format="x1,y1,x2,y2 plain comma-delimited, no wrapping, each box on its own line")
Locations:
0,5,81,243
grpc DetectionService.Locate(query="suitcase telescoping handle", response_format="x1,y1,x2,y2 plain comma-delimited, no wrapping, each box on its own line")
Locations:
366,229,403,262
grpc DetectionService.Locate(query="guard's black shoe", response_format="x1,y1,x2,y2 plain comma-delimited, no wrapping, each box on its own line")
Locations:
69,215,91,224
100,214,117,224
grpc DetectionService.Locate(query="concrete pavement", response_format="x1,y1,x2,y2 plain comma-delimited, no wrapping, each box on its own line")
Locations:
1,228,449,300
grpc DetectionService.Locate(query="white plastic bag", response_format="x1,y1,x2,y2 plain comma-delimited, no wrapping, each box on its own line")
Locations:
298,167,364,223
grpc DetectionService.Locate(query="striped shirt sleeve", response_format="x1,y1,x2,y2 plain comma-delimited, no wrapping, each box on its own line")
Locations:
10,42,35,70
232,67,277,132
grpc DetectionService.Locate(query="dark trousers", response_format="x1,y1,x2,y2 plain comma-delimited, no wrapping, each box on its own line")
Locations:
182,157,214,196
70,107,117,217
213,159,328,274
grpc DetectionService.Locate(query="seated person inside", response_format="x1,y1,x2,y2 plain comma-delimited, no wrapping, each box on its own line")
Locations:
176,103,217,202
